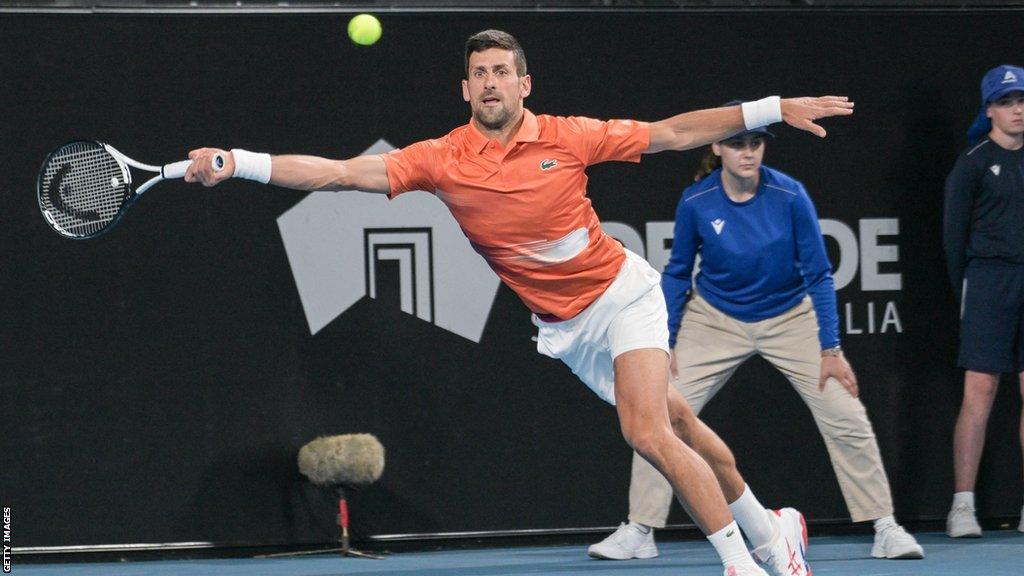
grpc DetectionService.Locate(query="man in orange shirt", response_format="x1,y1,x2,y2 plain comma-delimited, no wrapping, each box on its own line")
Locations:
186,29,852,576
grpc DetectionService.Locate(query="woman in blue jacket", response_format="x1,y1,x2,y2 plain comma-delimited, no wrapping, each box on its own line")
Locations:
590,119,923,563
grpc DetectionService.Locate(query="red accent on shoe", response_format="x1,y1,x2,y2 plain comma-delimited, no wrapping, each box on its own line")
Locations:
797,511,808,550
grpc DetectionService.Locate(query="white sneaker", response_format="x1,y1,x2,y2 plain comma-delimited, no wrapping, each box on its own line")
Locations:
587,522,658,560
752,508,811,576
871,523,924,559
946,503,982,538
724,564,770,576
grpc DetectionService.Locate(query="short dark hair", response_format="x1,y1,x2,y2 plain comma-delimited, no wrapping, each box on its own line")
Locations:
464,29,528,77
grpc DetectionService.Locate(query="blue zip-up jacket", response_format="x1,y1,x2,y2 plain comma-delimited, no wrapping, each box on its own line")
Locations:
662,166,839,349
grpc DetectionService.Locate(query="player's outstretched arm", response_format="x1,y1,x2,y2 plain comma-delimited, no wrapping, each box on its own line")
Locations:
646,96,854,153
184,148,391,194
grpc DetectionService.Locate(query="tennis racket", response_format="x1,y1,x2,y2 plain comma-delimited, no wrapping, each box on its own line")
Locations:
37,140,224,239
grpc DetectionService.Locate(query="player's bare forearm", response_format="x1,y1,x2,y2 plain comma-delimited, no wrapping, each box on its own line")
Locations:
645,96,854,154
269,154,390,193
185,148,390,193
647,107,746,153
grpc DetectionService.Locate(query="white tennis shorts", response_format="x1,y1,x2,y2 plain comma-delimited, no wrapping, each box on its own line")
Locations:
532,249,670,405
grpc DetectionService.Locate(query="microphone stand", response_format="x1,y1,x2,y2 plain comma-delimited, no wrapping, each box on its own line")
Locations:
258,485,385,560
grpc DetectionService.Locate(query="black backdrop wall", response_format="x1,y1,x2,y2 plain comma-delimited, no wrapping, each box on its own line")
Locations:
2,9,1022,547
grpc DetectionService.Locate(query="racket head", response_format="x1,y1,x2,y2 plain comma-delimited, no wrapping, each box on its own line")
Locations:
37,140,134,239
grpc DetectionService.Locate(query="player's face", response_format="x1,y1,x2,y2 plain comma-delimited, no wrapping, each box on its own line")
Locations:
713,134,766,180
462,48,532,131
987,91,1024,138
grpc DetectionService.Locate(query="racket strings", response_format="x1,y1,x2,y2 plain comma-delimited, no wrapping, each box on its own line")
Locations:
40,142,128,237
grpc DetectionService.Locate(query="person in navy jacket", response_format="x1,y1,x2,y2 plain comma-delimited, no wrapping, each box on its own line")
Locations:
943,64,1024,538
590,112,923,562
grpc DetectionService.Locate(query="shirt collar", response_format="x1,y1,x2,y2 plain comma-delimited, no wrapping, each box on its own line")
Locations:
515,109,540,143
466,109,539,153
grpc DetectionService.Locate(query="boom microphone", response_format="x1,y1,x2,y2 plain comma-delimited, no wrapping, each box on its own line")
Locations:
297,434,385,487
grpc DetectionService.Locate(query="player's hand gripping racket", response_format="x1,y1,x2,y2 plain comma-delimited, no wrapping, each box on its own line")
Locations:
37,140,224,239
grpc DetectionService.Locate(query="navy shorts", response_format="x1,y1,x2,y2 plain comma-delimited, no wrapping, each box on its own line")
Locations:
959,262,1024,374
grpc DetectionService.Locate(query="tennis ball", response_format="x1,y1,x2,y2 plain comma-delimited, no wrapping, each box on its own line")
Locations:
347,14,382,46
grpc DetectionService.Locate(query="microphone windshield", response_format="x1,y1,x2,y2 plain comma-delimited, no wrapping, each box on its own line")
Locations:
298,434,385,486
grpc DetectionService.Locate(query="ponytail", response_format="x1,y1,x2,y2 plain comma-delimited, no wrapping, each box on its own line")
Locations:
694,147,720,182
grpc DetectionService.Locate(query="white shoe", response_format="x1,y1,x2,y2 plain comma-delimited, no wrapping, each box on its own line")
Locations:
946,503,982,538
752,508,811,576
871,523,924,559
724,564,770,576
587,522,658,560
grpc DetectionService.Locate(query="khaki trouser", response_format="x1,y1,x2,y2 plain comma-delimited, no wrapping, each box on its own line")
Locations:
628,294,894,526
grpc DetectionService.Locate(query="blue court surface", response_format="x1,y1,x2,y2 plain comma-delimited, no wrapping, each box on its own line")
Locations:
13,531,1023,576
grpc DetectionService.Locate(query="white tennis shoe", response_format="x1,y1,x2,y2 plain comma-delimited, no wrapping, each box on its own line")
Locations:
724,564,770,576
587,522,658,560
946,503,982,538
752,508,811,576
871,523,924,559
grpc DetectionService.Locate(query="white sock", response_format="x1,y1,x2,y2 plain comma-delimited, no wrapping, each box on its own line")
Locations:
952,491,975,509
628,520,651,534
728,484,775,549
873,515,896,532
707,521,756,568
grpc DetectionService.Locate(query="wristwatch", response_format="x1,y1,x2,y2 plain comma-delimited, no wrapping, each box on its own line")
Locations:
821,345,843,357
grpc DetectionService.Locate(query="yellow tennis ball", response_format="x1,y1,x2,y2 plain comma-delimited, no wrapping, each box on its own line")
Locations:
347,14,382,46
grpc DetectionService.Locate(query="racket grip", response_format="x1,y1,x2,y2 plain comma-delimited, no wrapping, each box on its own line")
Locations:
162,154,225,179
162,160,191,179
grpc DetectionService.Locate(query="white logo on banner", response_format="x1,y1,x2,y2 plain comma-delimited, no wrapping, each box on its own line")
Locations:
276,139,501,343
990,164,1001,176
711,218,725,235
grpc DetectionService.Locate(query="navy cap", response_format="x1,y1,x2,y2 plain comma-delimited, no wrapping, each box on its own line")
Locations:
981,64,1024,104
967,65,1024,145
721,99,775,142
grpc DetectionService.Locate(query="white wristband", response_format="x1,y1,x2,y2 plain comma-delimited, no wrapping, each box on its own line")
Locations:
740,96,782,130
230,149,272,184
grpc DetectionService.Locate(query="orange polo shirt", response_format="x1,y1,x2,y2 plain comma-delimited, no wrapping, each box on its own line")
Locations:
382,110,650,320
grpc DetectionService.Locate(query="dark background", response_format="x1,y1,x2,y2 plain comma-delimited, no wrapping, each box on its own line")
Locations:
2,9,1022,547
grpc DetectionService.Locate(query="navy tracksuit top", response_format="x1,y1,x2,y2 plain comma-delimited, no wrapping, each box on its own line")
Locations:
943,138,1024,301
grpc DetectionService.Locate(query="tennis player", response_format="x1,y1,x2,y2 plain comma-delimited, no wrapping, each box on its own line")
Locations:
185,30,852,576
